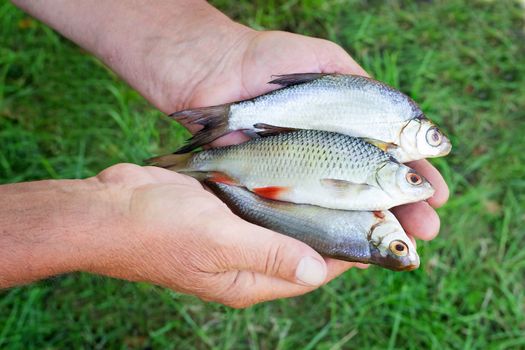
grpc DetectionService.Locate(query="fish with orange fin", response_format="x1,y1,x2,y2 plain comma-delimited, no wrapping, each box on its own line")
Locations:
207,182,419,271
147,130,434,211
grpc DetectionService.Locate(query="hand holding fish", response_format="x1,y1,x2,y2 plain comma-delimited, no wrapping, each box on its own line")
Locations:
5,0,449,307
0,164,356,308
93,164,370,308
158,30,449,240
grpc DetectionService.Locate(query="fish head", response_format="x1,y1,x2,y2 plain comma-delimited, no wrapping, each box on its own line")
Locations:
368,212,419,271
398,118,452,161
376,162,435,202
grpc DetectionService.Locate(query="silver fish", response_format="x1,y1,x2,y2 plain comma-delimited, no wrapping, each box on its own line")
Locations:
170,73,451,162
148,130,435,210
207,182,420,271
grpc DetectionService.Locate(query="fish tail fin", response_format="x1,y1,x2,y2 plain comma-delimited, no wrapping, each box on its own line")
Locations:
169,105,231,153
145,153,193,172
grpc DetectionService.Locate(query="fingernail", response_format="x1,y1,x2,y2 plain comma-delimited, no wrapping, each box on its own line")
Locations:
295,256,326,286
355,263,370,270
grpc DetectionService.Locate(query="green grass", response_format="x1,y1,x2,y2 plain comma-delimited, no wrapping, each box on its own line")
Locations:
1,0,524,348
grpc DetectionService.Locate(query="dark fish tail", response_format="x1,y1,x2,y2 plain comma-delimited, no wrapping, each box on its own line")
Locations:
169,105,231,153
146,153,238,185
145,152,193,172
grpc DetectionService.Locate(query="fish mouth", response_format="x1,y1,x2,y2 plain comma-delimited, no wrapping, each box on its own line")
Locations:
440,137,452,156
428,136,452,158
369,244,420,271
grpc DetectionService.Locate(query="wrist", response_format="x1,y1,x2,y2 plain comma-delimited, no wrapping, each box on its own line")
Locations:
117,13,255,113
91,1,256,113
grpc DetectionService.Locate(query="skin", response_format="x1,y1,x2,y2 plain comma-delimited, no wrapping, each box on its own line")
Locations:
3,0,449,308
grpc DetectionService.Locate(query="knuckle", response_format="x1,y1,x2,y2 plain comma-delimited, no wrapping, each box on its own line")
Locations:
220,293,255,309
213,271,258,309
264,241,287,277
96,163,143,183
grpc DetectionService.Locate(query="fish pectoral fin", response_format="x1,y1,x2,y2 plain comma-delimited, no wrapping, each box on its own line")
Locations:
252,186,289,200
207,172,241,186
373,211,386,220
268,73,328,86
362,138,398,152
320,178,372,196
253,123,298,136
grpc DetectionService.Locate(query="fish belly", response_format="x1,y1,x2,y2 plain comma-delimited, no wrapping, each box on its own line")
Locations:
245,181,395,211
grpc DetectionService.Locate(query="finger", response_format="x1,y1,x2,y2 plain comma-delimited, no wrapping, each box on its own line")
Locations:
216,217,328,287
391,201,441,241
222,257,370,308
408,235,417,249
142,166,201,186
207,131,251,148
323,258,365,282
354,263,370,270
406,160,449,208
314,38,369,77
210,270,319,308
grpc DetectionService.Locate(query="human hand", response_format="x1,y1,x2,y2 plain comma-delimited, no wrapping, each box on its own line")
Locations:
0,163,354,307
10,0,449,304
89,164,355,308
145,29,449,268
10,1,449,242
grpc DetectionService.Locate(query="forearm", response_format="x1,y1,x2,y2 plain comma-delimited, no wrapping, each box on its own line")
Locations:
12,0,252,112
0,178,122,287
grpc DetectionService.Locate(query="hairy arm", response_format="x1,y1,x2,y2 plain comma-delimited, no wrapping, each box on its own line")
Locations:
12,0,251,113
0,178,119,287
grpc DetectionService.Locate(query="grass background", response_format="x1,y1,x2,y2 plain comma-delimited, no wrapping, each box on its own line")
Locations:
1,0,524,348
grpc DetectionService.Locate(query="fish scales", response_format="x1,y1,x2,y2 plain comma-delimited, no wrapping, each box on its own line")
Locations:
149,129,435,210
188,130,390,186
230,75,418,135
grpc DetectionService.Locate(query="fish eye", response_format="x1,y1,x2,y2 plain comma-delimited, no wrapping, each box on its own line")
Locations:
406,172,423,186
389,240,409,257
426,127,443,147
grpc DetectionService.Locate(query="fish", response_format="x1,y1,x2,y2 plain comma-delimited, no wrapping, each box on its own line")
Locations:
170,73,451,162
207,182,420,271
147,130,435,210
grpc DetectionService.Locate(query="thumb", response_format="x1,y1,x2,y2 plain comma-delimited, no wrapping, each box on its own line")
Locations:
218,216,328,287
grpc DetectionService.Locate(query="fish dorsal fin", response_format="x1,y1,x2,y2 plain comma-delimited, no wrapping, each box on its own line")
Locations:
320,178,372,196
362,138,398,152
268,73,328,87
253,123,298,136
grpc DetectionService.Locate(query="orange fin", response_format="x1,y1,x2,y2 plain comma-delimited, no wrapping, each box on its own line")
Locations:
207,172,239,186
362,138,397,152
252,186,288,200
373,211,386,219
